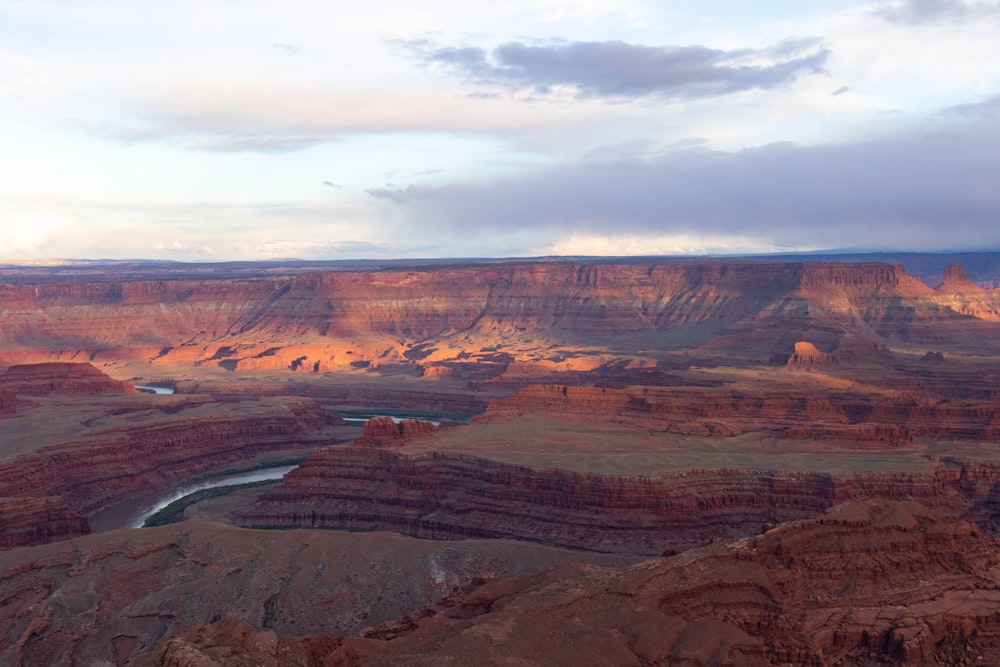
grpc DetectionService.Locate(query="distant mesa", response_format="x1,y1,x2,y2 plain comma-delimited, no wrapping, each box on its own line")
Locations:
0,362,138,398
356,416,437,447
937,263,984,294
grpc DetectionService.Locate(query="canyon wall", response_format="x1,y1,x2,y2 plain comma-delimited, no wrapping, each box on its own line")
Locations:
0,396,335,516
0,497,89,549
484,383,1000,442
0,363,343,550
239,445,998,555
3,261,1000,372
134,500,1000,667
0,521,634,667
0,362,139,396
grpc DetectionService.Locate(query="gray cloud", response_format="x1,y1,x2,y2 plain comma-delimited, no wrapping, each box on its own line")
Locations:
943,93,1000,118
272,43,304,55
410,38,829,99
367,118,1000,251
873,0,1000,23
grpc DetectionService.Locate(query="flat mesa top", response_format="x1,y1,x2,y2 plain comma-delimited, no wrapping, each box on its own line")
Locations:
402,413,945,475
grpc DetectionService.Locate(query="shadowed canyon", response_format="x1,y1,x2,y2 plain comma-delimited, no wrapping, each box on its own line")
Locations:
5,256,1000,665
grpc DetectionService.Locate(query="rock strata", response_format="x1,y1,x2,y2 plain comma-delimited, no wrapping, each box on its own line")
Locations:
134,501,1000,667
483,383,1000,443
354,417,437,447
0,362,138,397
0,396,334,517
238,446,1000,555
0,522,632,666
4,261,1000,372
0,497,90,549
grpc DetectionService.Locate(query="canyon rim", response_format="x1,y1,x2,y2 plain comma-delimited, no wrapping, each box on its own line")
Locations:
3,256,1000,665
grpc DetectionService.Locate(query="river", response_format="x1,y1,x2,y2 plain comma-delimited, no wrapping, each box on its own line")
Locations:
134,385,175,394
88,465,298,531
89,411,440,531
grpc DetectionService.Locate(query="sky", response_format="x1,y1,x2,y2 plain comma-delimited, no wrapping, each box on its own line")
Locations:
1,0,999,261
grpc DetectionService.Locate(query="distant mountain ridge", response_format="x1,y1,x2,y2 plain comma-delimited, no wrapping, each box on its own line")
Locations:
4,251,1000,287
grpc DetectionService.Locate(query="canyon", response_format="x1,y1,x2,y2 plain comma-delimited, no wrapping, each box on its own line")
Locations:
3,256,1000,665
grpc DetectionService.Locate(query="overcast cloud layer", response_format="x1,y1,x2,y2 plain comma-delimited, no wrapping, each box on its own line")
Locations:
413,38,829,99
1,0,999,260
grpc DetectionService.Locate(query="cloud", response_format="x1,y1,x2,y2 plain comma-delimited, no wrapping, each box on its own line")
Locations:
943,93,1000,118
409,37,829,99
367,118,1000,252
0,212,71,256
873,0,1000,23
271,43,304,55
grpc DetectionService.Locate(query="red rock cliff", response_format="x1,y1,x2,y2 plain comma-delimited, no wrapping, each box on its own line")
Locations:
3,261,999,370
136,501,1000,667
0,362,138,396
238,446,998,555
0,396,336,518
355,417,438,447
0,497,90,549
485,383,1000,442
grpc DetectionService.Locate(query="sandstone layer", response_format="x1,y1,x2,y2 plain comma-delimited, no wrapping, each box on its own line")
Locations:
0,362,139,397
354,417,438,447
3,261,1000,378
134,501,1000,667
237,443,1000,556
482,383,1000,443
0,497,89,549
0,363,348,549
0,521,635,667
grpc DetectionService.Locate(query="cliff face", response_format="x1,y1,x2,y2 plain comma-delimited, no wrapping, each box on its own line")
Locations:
483,383,1000,443
0,362,349,550
238,445,998,555
0,362,139,397
0,497,90,549
3,261,1000,372
135,500,1000,667
0,396,334,517
354,417,438,447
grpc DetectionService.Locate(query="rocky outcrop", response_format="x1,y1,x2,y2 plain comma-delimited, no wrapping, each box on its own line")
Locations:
0,396,336,519
938,263,985,294
0,497,89,549
133,501,1000,667
482,383,1000,443
354,417,438,447
0,362,138,397
237,446,1000,555
0,521,633,667
0,389,16,417
3,261,1000,371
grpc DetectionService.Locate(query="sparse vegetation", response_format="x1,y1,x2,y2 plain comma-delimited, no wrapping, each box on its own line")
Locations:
142,479,280,527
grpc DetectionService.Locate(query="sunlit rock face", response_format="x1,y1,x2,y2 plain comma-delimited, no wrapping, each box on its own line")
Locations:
4,261,1000,376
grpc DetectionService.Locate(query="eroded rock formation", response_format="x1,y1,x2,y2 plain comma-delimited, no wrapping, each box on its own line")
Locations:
0,363,344,550
3,261,1000,374
0,396,335,517
134,501,1000,666
482,383,1000,443
354,417,437,447
0,362,139,397
0,497,89,549
237,445,1000,555
0,521,633,666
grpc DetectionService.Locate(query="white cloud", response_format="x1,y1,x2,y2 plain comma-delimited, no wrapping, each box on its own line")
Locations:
0,211,72,256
